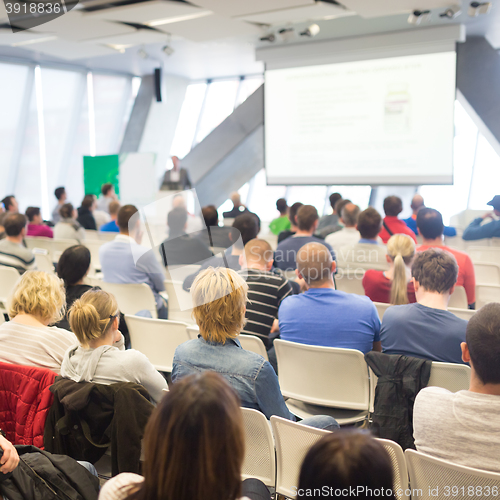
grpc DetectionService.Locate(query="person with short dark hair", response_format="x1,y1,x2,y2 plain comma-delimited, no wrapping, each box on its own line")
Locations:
318,192,342,232
100,204,168,319
414,303,500,472
1,195,19,214
277,202,303,243
274,205,335,271
379,196,417,244
296,430,396,500
53,203,86,241
52,187,67,224
99,200,121,233
325,202,361,253
196,205,232,249
463,194,500,241
337,207,388,271
0,213,35,273
25,206,53,238
417,207,476,308
269,198,291,236
97,183,117,214
77,194,97,230
317,197,349,239
380,248,467,364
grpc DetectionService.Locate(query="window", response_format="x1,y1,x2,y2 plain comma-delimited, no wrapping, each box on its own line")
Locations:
235,76,264,107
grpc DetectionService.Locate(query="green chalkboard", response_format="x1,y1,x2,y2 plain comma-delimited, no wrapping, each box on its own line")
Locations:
83,155,120,197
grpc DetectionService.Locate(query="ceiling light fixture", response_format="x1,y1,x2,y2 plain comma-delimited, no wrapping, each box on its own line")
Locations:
260,33,276,42
300,24,320,37
440,6,461,19
162,44,174,56
146,11,212,28
468,2,492,16
138,48,149,59
407,10,431,25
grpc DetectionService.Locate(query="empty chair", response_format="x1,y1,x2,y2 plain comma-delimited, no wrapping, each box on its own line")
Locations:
335,270,365,295
98,231,117,241
476,284,500,310
32,249,54,273
99,282,158,318
427,362,471,393
84,229,99,240
125,315,190,372
474,262,500,285
24,236,52,254
271,416,331,498
448,285,468,309
0,266,21,314
405,449,500,500
186,324,199,340
448,307,475,321
468,246,500,264
240,408,276,487
238,334,269,361
83,239,104,271
163,279,194,323
374,301,391,320
52,238,79,262
375,438,410,500
274,339,371,425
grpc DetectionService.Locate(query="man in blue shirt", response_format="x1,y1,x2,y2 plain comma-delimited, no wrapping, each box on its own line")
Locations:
380,248,467,364
99,200,120,233
279,242,381,354
274,205,335,271
404,194,457,237
463,195,500,241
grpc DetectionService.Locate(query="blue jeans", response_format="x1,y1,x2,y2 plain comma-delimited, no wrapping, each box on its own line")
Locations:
298,415,340,431
77,461,98,477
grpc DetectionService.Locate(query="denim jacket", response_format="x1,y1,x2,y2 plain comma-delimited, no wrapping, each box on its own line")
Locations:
172,336,295,421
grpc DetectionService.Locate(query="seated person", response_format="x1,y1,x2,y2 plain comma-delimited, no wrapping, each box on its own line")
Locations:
0,271,76,373
414,303,500,473
238,239,293,349
100,204,168,319
279,243,381,354
417,208,476,308
278,201,302,244
0,214,35,273
159,207,212,267
61,289,167,404
380,248,467,364
316,198,351,239
363,234,416,305
274,205,335,271
269,198,291,236
25,207,53,238
99,200,121,233
77,194,97,231
97,183,116,214
325,202,361,253
53,203,86,241
173,267,338,430
223,192,249,219
100,372,272,500
317,192,342,232
52,186,66,224
378,196,417,244
196,205,232,249
337,207,388,272
182,213,259,291
404,194,456,237
296,430,395,500
462,195,500,240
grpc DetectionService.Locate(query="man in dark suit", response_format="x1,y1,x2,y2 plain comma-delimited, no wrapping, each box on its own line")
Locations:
161,156,192,191
223,192,249,219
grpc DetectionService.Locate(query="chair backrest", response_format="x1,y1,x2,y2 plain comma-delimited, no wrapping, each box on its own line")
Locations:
0,266,21,312
238,334,269,361
163,279,194,323
84,230,99,240
83,239,104,271
448,285,467,309
274,340,370,410
468,246,500,264
284,270,297,281
271,416,331,497
165,265,202,283
374,301,391,320
447,307,475,321
52,238,79,261
186,324,199,340
476,284,500,310
405,449,500,500
98,231,117,241
240,408,276,487
32,249,55,273
474,262,500,285
335,270,365,295
210,247,227,256
125,315,190,372
375,438,410,500
427,361,471,392
99,282,158,318
24,237,52,254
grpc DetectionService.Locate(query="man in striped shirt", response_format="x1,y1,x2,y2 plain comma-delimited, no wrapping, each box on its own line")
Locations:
0,213,35,274
238,239,293,351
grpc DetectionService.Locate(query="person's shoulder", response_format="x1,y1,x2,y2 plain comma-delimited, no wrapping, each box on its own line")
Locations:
383,303,416,320
416,386,453,406
99,473,143,500
363,269,382,280
46,324,78,341
344,292,377,310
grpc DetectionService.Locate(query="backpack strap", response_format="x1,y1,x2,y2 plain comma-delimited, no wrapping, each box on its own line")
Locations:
383,221,394,237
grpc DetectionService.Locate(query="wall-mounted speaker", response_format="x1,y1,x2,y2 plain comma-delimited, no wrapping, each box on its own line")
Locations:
154,68,162,102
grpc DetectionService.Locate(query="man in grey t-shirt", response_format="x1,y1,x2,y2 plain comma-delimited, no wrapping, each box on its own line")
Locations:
414,303,500,473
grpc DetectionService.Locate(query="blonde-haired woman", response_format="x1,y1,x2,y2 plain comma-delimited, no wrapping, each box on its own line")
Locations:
61,289,167,404
0,271,76,373
362,234,416,305
172,267,338,430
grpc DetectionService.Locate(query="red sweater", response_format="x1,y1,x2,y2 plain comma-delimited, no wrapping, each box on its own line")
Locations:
379,216,418,244
362,269,416,304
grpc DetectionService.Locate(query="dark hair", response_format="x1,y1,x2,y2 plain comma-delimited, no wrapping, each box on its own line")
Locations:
127,372,244,500
231,213,260,247
296,205,319,231
59,203,74,219
276,198,288,214
411,248,458,294
289,202,303,226
81,195,95,210
168,207,188,236
416,208,444,240
101,183,114,196
57,245,91,287
341,203,361,227
357,208,382,239
202,206,218,227
25,207,41,222
117,204,139,231
330,192,342,210
297,430,395,500
466,303,500,385
3,213,27,237
383,196,403,217
1,196,15,212
54,187,65,200
334,199,351,220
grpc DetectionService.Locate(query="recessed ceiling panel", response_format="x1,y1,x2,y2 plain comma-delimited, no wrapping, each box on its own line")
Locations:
91,29,170,46
339,0,459,18
188,0,315,18
20,38,119,59
0,28,54,46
